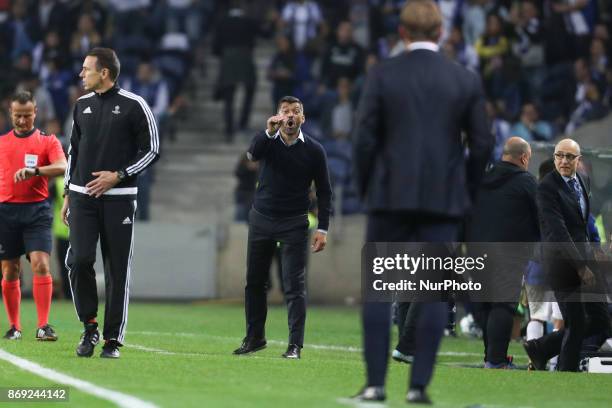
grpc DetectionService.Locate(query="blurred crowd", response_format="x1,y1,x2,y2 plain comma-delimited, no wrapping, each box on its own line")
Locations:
0,0,216,220
1,1,611,220
221,0,612,216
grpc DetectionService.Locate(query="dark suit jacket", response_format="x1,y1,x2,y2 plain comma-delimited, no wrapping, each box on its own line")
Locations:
353,48,492,217
537,170,591,289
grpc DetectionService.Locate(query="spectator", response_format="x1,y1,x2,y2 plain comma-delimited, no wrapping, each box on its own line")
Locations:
6,0,40,61
475,13,510,90
279,0,324,53
437,0,465,45
106,0,152,37
589,37,608,81
32,30,69,75
347,0,372,49
486,100,511,163
512,0,544,97
16,74,55,128
234,153,259,222
573,58,595,105
320,21,365,88
164,0,203,43
551,0,592,60
268,35,297,107
510,102,554,141
41,57,72,123
351,52,379,108
212,0,260,142
122,61,170,122
36,0,69,40
69,13,102,71
463,0,487,45
322,78,361,215
443,25,479,72
565,83,609,133
68,0,109,41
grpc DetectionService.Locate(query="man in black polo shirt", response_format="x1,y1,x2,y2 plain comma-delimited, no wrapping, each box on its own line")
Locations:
233,96,332,359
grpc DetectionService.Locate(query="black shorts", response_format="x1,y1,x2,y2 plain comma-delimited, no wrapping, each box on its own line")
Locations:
0,201,53,260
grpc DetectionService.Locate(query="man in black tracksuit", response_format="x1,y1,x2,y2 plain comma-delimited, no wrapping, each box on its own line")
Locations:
467,137,540,368
61,48,159,359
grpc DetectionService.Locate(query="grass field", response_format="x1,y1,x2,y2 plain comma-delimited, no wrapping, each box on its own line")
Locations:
0,300,611,408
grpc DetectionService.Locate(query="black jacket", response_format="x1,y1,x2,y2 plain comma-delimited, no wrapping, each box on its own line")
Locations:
65,85,160,199
537,170,591,289
467,161,539,242
353,48,492,217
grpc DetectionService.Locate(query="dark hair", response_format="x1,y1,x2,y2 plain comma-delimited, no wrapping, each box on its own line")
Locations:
538,158,555,179
87,47,121,81
277,95,303,111
10,91,35,105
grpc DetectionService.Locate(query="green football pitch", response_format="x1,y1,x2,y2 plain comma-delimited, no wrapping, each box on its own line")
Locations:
0,301,610,407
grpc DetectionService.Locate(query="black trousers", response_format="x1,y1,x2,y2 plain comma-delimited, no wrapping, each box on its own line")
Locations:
66,193,137,343
222,80,255,141
363,212,459,389
55,237,71,299
534,292,612,371
395,302,421,355
475,302,516,365
245,208,309,346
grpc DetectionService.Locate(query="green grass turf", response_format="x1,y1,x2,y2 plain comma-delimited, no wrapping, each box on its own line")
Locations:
0,300,610,407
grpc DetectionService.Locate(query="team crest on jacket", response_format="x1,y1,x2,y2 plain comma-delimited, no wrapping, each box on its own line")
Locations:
112,105,121,115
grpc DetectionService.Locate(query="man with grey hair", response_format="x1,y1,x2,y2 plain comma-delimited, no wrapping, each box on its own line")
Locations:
467,136,540,368
523,138,612,371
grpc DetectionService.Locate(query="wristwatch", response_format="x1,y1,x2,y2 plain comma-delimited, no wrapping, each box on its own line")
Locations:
34,167,40,176
116,170,127,181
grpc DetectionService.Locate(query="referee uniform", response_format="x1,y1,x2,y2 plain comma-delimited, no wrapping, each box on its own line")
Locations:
65,84,159,349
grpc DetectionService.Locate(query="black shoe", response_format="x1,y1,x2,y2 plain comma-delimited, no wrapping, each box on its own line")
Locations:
3,326,22,340
282,344,301,359
349,386,386,402
233,337,266,355
100,339,121,359
36,325,58,341
523,340,546,370
407,389,432,404
76,323,99,357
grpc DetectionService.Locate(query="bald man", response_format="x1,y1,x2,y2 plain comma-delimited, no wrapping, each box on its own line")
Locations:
467,137,540,368
523,138,612,371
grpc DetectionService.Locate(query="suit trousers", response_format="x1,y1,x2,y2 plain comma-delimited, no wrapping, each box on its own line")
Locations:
66,193,137,343
535,291,611,371
395,302,421,355
363,212,460,389
245,208,309,346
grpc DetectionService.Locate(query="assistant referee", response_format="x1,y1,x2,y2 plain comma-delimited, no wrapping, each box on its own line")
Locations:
61,47,160,359
233,96,332,359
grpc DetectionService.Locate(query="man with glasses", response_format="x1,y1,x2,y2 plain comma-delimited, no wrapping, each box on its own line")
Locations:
523,138,612,371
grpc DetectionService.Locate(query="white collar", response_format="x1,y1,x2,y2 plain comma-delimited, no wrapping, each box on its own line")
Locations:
274,129,305,146
407,41,440,53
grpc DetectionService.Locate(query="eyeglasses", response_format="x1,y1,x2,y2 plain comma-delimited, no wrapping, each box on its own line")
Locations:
554,152,580,162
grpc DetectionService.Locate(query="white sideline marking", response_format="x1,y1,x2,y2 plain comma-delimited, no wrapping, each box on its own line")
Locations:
0,348,158,408
128,330,493,357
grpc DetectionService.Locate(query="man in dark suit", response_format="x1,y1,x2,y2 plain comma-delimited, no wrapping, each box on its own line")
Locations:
351,1,492,404
523,138,612,372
